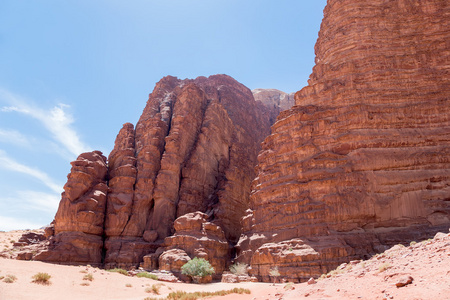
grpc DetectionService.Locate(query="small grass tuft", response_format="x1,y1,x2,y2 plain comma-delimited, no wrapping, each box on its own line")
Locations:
80,282,90,286
3,274,17,283
378,262,391,273
125,283,132,287
136,272,158,280
107,268,128,276
32,272,51,285
83,273,94,281
229,262,248,276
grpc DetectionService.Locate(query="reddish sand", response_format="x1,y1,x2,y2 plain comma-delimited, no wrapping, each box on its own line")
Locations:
1,229,449,300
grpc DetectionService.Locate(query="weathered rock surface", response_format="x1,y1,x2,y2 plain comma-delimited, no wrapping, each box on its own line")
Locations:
252,89,295,124
142,212,229,280
237,0,450,282
35,151,108,265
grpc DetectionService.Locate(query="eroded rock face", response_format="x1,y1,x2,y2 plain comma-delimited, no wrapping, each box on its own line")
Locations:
35,151,108,265
237,0,450,282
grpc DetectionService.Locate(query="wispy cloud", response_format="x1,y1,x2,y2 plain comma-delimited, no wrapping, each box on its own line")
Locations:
0,150,62,193
1,190,60,213
0,88,90,157
0,128,30,147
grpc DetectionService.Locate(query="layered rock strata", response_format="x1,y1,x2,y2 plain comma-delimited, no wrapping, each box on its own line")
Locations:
237,0,450,282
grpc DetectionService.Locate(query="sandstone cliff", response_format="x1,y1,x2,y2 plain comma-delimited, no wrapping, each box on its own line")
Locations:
237,0,450,282
34,74,278,268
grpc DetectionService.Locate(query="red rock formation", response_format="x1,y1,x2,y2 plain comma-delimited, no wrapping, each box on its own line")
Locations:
102,74,273,268
35,151,108,265
237,0,450,282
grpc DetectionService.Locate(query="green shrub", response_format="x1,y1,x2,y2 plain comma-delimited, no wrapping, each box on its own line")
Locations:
32,272,51,285
136,272,158,280
229,262,248,276
181,257,214,278
107,268,128,276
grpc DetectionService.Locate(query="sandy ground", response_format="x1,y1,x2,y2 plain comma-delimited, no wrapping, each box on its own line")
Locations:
1,229,449,300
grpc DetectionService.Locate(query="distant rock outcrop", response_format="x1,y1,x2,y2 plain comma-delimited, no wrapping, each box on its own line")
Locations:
252,89,295,124
237,0,450,282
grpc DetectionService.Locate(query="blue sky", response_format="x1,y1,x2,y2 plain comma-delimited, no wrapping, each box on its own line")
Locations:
0,1,326,231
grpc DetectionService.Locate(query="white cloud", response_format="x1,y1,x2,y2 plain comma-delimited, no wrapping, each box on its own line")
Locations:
1,190,60,213
0,88,90,157
0,150,62,193
0,128,30,147
0,216,45,231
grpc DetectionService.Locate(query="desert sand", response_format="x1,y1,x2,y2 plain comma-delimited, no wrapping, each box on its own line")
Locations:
1,229,449,300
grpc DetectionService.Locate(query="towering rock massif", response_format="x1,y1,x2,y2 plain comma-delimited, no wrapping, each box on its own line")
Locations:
33,74,277,269
103,75,273,268
237,0,450,282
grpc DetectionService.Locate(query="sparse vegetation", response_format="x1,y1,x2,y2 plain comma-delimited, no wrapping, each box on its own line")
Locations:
284,282,295,290
3,274,17,283
181,257,215,278
166,288,251,300
125,283,132,287
83,273,94,281
80,282,90,286
79,269,88,274
229,262,248,276
136,272,159,280
269,266,280,284
32,272,51,285
107,268,128,276
410,241,417,246
145,283,162,295
378,262,391,273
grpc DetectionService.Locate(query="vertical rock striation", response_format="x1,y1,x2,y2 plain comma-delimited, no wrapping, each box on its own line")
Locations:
237,0,450,282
